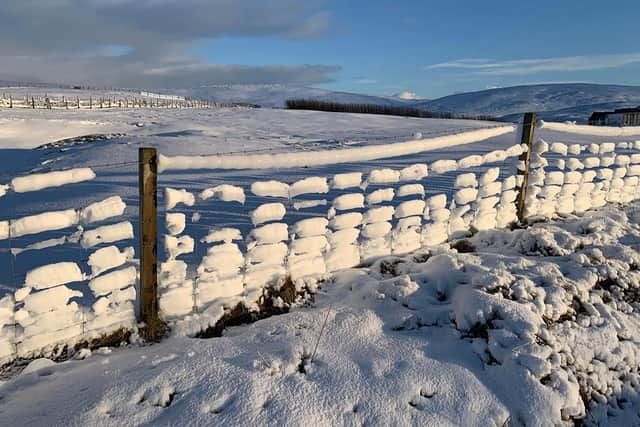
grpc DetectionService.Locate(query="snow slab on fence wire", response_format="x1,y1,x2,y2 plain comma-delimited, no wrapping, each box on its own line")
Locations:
1,202,640,426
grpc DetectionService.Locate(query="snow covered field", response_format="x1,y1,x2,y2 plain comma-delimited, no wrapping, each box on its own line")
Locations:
2,203,640,425
3,103,640,425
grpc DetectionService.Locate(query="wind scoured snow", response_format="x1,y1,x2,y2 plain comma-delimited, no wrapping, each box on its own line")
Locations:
10,168,96,193
251,181,290,198
293,199,327,210
291,218,328,238
366,168,400,185
200,228,242,244
332,193,365,211
248,223,288,246
24,262,84,290
454,173,477,188
165,235,195,260
88,246,134,277
158,126,515,171
399,164,428,181
289,177,329,198
88,267,137,297
430,159,457,175
8,209,78,239
539,120,640,136
397,184,425,198
166,213,186,236
80,221,134,249
199,184,245,204
331,172,362,190
250,203,286,226
79,196,126,224
366,188,395,205
329,212,363,230
165,188,196,211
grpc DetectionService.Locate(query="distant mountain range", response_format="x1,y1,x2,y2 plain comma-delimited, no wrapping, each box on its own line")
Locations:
4,80,640,123
181,83,640,123
413,83,640,123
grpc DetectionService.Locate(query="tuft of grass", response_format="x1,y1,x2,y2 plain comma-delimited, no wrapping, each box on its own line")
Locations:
451,239,476,253
140,317,169,343
197,276,311,339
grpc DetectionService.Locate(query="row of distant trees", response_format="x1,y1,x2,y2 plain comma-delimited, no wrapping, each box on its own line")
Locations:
285,99,502,122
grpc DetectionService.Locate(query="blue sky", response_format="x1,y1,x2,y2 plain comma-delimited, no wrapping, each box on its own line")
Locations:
194,0,640,98
2,0,640,96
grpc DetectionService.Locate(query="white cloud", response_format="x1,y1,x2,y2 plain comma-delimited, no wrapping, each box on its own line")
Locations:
0,0,337,87
425,53,640,75
394,91,422,100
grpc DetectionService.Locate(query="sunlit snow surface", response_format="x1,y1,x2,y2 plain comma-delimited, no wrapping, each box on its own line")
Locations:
0,203,639,425
2,105,640,425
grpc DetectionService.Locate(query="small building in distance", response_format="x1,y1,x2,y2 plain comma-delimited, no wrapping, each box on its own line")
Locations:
589,107,640,126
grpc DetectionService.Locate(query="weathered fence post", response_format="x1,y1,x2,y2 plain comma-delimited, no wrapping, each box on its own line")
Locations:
515,112,537,223
8,95,12,108
139,147,162,340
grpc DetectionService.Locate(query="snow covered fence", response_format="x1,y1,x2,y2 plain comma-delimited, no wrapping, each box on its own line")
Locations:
157,125,515,171
0,93,213,110
155,119,640,335
0,168,138,366
521,129,640,220
157,137,527,334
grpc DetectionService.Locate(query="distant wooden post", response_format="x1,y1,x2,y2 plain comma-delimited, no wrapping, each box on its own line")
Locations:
31,96,35,109
139,147,162,340
8,95,12,108
77,97,80,109
89,96,92,109
515,112,537,223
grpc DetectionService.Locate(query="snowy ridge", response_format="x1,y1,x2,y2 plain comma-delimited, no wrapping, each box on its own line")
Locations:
158,125,515,171
0,179,137,365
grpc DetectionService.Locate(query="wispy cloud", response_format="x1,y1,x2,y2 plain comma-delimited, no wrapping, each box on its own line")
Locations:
425,53,640,75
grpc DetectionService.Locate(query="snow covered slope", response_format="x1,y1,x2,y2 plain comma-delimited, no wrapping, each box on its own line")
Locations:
174,84,408,108
414,83,640,122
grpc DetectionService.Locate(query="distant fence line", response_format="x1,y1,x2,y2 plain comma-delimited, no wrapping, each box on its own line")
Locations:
0,93,214,110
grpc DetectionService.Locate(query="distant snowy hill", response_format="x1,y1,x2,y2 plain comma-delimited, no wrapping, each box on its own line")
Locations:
174,84,408,108
413,83,640,123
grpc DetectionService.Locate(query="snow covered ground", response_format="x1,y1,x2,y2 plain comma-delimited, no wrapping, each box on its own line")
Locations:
1,202,640,425
3,103,640,425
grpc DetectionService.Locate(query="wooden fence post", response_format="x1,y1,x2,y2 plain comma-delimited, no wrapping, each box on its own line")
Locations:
9,95,12,108
139,147,162,340
515,112,537,223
